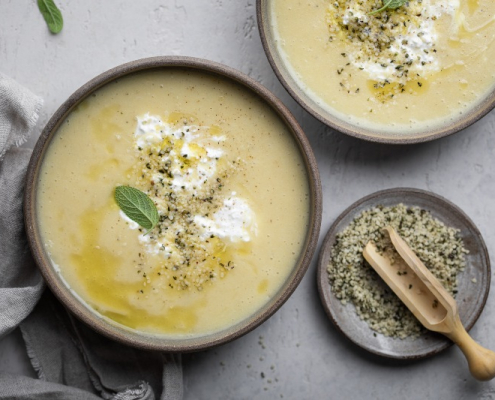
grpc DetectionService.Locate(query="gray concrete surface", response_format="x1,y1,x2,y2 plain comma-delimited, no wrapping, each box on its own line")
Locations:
1,1,495,399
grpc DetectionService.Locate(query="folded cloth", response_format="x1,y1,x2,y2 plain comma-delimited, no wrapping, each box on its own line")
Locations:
0,74,44,339
0,74,183,400
19,291,182,400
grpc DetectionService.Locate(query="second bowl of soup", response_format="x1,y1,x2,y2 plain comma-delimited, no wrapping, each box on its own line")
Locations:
258,0,495,143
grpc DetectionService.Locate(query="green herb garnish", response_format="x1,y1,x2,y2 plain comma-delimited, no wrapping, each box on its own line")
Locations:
369,0,407,15
114,186,159,231
37,0,63,34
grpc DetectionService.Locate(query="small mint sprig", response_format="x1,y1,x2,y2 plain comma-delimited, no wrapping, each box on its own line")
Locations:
37,0,63,34
114,186,159,232
369,0,407,15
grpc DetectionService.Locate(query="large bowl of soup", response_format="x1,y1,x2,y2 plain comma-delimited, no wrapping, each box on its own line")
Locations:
257,0,495,143
24,56,322,351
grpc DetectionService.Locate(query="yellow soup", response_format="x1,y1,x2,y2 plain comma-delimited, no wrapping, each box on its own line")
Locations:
37,69,311,337
270,0,495,134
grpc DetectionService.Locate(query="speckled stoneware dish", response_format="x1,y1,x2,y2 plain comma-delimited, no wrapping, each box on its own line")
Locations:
317,188,490,359
256,1,495,144
24,56,322,352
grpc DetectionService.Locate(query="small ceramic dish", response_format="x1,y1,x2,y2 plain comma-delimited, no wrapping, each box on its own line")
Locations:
24,56,322,352
257,0,495,144
317,188,490,359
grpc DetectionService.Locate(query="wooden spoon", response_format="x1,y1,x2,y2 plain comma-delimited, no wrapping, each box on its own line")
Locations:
363,226,495,381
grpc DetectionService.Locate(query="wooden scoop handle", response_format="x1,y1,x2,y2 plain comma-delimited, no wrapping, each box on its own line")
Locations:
447,318,495,381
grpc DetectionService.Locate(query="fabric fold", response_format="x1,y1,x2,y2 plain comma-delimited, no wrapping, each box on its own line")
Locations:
19,291,179,400
0,74,45,338
0,73,43,158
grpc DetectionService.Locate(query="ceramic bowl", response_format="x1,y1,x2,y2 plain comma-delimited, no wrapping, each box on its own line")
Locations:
24,56,322,352
256,0,495,144
317,188,490,359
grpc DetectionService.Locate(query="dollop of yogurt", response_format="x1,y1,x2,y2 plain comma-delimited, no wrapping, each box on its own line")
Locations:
194,193,257,242
135,113,223,192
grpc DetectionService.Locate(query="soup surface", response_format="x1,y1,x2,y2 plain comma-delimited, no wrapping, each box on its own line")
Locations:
270,0,495,134
37,69,310,337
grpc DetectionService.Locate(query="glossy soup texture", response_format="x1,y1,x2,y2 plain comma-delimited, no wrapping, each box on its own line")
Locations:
270,0,495,134
37,69,311,337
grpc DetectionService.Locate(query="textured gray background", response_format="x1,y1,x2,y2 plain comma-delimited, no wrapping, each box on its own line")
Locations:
1,1,495,399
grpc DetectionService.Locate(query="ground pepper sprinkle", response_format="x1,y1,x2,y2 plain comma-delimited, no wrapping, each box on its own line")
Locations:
327,0,439,98
123,115,248,292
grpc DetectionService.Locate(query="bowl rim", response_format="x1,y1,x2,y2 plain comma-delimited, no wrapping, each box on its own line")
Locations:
24,55,323,352
316,187,491,359
256,0,495,145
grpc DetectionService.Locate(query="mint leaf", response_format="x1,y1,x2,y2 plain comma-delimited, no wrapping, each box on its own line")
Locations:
386,0,408,9
114,186,159,231
37,0,63,34
369,0,407,15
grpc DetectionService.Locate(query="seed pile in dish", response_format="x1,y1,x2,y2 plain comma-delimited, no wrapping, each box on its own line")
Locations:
327,204,468,339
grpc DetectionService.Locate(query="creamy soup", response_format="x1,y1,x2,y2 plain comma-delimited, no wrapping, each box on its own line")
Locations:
269,0,495,134
37,69,310,337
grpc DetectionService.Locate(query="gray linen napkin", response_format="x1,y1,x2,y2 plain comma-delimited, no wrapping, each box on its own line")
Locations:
0,73,183,400
0,74,44,339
